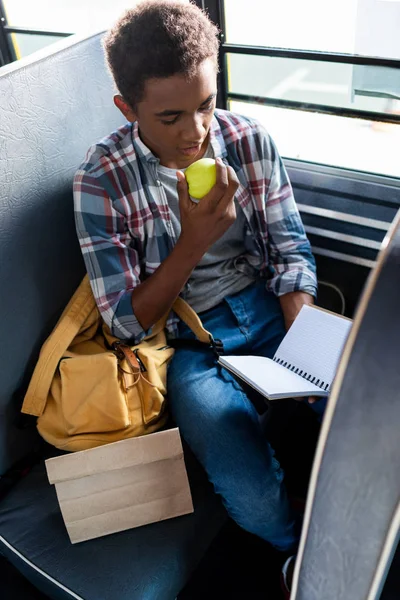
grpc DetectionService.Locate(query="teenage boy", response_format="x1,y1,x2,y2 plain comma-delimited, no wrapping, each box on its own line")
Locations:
73,0,317,583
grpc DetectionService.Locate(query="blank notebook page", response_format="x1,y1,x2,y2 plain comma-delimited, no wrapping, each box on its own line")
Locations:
219,355,325,398
273,305,352,388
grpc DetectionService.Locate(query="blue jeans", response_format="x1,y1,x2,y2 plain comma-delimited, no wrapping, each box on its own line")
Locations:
167,281,300,552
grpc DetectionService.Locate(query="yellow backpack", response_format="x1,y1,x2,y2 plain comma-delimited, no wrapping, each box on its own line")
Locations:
21,276,214,452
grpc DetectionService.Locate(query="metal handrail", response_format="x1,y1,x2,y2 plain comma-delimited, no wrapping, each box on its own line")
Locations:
228,93,400,125
222,43,400,69
3,25,72,37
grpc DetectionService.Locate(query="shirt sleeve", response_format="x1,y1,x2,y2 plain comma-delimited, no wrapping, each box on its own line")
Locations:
73,169,149,343
262,132,317,297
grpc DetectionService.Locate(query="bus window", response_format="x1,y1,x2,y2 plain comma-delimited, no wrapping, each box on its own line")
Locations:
223,0,400,178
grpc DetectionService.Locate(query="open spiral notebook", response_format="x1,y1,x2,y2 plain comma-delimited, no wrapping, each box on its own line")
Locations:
219,305,352,400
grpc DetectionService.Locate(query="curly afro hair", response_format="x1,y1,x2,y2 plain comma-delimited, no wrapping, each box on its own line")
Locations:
103,0,220,109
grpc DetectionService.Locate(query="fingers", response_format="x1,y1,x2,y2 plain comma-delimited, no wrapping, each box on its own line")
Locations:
176,170,191,212
179,158,239,216
308,396,319,404
295,396,319,404
204,158,239,211
207,157,229,210
215,157,229,187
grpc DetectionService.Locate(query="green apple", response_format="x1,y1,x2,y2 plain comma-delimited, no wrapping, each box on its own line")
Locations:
185,158,217,199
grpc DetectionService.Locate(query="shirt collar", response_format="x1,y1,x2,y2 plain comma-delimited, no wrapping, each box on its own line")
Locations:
132,121,159,163
209,111,228,159
131,110,228,164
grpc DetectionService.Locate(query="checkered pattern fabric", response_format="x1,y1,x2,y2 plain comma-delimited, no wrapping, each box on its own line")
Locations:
73,109,317,342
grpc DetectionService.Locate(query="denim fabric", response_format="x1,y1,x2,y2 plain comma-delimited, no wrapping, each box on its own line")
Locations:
167,280,300,552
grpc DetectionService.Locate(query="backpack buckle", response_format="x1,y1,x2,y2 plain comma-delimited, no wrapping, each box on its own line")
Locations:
209,336,224,357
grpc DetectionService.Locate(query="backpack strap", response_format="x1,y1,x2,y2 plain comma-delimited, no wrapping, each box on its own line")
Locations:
171,296,224,355
22,283,223,419
21,276,96,417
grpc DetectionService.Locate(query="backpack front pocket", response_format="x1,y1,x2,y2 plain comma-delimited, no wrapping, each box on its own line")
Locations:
59,353,130,435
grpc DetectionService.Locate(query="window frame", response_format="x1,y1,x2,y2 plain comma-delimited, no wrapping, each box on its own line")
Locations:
1,0,399,128
0,0,71,66
199,0,400,277
197,0,400,126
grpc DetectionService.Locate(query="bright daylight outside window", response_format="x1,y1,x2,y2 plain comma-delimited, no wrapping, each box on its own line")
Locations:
2,0,399,178
1,0,143,59
224,0,400,178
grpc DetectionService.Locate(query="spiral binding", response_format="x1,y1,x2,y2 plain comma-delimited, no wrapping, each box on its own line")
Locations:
273,356,330,391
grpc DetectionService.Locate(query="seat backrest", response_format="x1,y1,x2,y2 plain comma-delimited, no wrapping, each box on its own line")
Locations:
292,210,400,599
0,32,123,474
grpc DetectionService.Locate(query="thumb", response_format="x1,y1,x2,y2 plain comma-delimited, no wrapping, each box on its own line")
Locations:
176,170,191,211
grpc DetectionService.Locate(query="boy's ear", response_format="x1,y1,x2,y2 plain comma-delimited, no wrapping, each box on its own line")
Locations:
114,95,137,122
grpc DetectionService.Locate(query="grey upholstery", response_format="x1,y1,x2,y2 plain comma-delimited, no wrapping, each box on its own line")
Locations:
0,447,225,600
0,32,123,474
292,212,400,599
0,32,226,599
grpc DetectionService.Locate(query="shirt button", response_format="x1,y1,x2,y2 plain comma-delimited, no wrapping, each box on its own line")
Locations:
156,180,161,186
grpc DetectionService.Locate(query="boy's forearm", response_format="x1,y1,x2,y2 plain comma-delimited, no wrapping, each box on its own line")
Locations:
131,237,204,331
279,290,314,331
131,161,239,332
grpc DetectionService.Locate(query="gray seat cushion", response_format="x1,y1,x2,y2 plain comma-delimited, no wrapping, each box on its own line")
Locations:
0,447,226,600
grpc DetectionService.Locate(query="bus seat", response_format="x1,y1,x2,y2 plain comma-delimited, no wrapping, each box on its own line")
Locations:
292,212,400,599
0,32,226,600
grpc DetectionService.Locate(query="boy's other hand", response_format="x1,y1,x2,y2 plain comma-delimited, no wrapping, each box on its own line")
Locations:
176,157,239,255
294,396,319,404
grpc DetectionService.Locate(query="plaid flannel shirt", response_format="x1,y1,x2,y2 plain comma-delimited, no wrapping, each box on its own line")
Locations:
73,109,317,343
